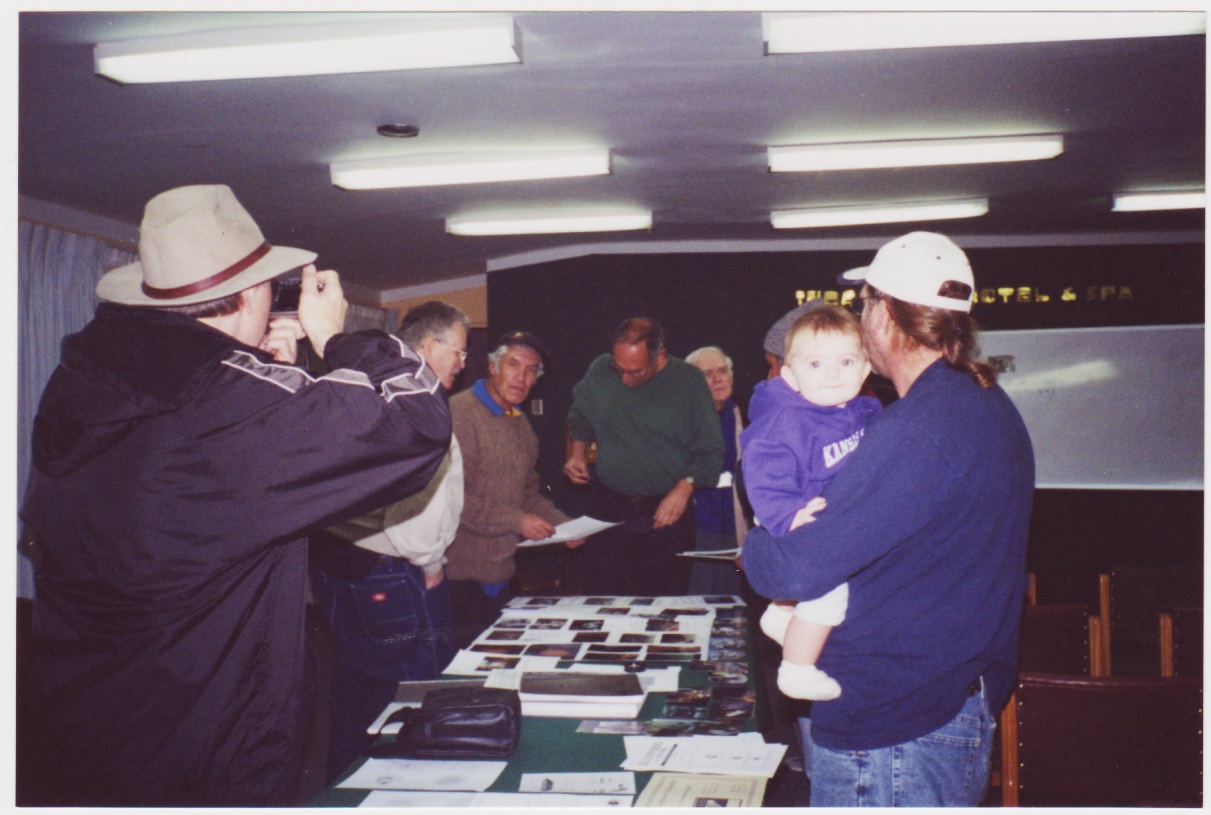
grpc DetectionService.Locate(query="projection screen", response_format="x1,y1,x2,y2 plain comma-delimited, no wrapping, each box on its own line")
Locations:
978,324,1203,490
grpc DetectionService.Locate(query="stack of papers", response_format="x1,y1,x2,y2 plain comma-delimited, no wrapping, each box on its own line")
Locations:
484,669,649,719
517,671,647,719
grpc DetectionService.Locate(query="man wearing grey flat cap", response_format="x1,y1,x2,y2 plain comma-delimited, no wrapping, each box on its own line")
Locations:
743,232,1034,807
20,185,451,807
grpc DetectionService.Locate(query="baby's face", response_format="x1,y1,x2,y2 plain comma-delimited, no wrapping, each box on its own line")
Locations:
781,329,871,408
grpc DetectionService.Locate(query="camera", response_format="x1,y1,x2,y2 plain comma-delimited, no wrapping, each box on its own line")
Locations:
269,271,303,316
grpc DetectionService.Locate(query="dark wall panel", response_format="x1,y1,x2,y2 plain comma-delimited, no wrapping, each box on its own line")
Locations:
486,242,1204,568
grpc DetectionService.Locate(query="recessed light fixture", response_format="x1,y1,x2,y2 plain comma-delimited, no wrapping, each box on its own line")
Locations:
377,124,420,139
331,149,611,190
770,198,989,229
447,210,653,236
769,135,1063,173
95,15,519,84
763,11,1207,53
1112,191,1206,212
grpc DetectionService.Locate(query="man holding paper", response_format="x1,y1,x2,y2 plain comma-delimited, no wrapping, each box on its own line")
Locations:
446,331,584,645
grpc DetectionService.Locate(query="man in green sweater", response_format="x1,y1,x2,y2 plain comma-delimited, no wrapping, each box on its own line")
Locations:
446,331,584,646
564,317,724,596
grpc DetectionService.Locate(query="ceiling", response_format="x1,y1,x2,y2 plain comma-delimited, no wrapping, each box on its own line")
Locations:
18,11,1207,301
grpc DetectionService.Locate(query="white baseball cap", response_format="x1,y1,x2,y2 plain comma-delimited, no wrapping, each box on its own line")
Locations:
840,232,974,313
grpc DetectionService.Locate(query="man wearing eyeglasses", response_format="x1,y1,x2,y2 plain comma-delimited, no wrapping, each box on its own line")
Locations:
309,300,469,782
564,316,724,597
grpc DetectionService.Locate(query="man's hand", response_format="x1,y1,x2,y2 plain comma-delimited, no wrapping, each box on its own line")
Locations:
259,316,305,363
563,443,591,485
297,264,347,359
789,496,827,531
564,537,587,550
653,479,694,529
519,513,557,541
424,567,445,591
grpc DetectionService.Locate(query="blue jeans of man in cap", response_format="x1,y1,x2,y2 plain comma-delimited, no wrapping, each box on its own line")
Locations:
807,680,995,807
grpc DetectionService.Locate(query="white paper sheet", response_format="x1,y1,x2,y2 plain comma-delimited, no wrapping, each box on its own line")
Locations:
517,516,620,546
358,790,633,808
621,734,786,778
518,771,637,794
336,757,506,791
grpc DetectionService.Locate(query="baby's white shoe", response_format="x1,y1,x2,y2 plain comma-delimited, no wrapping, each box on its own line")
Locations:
759,603,795,646
777,660,842,701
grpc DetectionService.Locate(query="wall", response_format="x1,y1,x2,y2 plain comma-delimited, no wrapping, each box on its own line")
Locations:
486,241,1204,572
382,285,488,328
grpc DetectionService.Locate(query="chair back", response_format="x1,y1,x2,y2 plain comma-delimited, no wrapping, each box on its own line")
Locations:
1018,603,1096,676
1103,567,1202,676
1002,672,1203,807
1160,607,1204,677
1028,568,1101,609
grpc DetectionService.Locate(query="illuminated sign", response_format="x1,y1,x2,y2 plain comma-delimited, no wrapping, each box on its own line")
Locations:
795,285,1134,307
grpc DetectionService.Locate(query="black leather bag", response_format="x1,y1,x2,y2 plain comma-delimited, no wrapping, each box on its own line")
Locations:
370,686,522,759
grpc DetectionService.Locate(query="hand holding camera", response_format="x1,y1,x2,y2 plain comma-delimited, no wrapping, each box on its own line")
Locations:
299,265,346,359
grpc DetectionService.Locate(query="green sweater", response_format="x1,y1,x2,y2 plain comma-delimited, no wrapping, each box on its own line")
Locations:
568,354,724,497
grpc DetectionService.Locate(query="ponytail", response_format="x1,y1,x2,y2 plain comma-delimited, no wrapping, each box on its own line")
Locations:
878,288,997,389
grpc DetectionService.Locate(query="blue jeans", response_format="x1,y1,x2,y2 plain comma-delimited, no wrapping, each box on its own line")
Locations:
311,555,455,781
807,681,995,807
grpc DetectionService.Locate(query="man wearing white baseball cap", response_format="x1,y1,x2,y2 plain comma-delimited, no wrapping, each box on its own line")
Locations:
20,185,452,806
743,232,1034,806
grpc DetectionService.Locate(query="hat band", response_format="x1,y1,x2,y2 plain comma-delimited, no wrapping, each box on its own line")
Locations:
141,241,272,300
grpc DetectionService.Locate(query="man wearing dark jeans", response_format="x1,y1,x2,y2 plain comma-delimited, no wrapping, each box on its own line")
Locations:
309,300,468,783
564,317,723,597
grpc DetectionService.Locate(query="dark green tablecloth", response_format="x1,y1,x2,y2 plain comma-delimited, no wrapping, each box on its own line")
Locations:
307,669,763,806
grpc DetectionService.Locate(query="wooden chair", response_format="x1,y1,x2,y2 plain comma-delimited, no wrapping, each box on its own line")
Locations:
1159,606,1203,678
1000,672,1203,807
1017,602,1105,677
1099,567,1203,676
995,602,1105,799
1027,568,1101,609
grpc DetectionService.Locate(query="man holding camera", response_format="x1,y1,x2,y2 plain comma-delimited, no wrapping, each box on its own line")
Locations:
20,185,451,807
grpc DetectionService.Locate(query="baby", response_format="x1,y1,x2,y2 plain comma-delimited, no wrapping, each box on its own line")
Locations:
740,304,880,700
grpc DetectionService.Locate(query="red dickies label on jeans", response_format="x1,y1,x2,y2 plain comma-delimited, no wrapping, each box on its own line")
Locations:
372,592,388,602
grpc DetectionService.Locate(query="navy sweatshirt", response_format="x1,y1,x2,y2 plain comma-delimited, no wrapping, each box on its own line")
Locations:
743,359,1034,750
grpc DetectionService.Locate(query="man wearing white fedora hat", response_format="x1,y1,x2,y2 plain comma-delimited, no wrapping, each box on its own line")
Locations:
743,232,1034,807
20,185,452,806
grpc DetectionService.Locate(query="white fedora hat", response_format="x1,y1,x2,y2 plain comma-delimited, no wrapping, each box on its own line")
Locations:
96,185,317,306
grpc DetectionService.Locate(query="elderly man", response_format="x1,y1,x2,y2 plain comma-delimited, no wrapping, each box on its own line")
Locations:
684,346,748,596
743,232,1034,807
564,317,723,597
19,185,450,806
309,299,469,782
445,331,582,646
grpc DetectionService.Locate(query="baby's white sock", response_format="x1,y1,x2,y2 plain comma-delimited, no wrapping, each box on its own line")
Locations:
759,603,795,645
777,660,842,701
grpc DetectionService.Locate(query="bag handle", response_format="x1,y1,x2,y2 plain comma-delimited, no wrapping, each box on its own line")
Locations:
365,706,423,758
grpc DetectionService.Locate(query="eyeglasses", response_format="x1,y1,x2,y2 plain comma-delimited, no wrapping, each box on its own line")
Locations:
609,358,654,379
433,338,467,362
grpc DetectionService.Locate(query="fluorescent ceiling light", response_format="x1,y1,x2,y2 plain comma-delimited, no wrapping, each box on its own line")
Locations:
763,12,1206,53
771,199,988,229
769,135,1063,173
1112,191,1206,212
95,15,519,83
447,210,653,236
331,149,611,190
